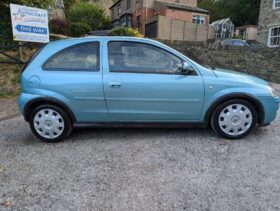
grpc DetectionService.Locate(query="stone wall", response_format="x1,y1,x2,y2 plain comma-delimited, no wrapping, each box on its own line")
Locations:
161,40,280,83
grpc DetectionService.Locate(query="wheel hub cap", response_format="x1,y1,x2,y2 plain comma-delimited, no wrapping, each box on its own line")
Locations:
218,104,253,136
33,109,65,139
231,115,241,125
44,120,53,129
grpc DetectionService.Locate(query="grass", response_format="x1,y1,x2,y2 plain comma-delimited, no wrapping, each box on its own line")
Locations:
0,48,37,98
0,63,22,98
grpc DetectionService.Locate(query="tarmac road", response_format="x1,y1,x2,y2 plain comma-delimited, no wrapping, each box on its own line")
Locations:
0,84,279,210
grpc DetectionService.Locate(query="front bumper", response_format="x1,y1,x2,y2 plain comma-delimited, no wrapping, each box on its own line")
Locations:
259,96,280,125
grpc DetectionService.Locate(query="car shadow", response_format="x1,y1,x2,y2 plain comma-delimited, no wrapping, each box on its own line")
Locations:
69,127,216,143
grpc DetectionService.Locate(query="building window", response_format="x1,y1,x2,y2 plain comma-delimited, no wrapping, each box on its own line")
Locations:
273,0,280,9
268,26,280,47
192,15,205,24
118,4,121,14
127,16,132,27
121,15,132,27
127,0,131,9
239,29,247,39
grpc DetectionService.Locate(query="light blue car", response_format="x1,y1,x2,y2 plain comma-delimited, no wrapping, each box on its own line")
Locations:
19,37,280,142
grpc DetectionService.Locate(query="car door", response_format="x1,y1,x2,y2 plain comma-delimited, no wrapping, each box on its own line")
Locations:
102,40,205,122
40,41,111,123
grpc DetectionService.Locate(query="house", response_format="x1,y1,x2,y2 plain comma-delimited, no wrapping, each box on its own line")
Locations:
48,0,65,20
257,0,280,47
211,18,234,39
235,25,258,40
109,0,211,41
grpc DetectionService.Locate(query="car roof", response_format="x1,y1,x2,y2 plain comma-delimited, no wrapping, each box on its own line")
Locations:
48,36,157,45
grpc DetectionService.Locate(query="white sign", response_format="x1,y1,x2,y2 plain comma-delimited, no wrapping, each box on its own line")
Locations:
10,3,49,43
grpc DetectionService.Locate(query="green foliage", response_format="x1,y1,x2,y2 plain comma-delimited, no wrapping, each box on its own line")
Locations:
108,27,143,37
69,22,91,37
1,0,55,9
232,34,244,40
49,18,70,35
198,0,261,26
67,2,111,31
63,0,78,12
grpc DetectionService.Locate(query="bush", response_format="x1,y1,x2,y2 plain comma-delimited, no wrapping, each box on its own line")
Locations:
232,34,244,40
69,22,91,37
67,2,111,31
108,27,143,37
49,18,70,35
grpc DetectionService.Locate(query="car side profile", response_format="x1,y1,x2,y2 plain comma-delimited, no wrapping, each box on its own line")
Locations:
19,37,280,142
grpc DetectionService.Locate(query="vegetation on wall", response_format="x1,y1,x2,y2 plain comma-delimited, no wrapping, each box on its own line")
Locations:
198,0,261,26
69,22,91,36
108,27,143,37
49,18,70,35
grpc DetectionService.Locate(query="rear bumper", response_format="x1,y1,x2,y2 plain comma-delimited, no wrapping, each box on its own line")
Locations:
18,92,42,117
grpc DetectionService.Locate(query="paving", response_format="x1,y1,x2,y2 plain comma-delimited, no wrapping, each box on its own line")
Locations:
0,84,279,210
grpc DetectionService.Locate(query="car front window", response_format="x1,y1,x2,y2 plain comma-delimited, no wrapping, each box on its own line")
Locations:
108,41,183,74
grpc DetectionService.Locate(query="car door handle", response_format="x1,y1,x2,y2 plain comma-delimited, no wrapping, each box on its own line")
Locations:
109,82,121,88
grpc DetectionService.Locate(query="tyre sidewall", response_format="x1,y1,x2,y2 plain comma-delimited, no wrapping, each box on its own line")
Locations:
211,99,257,139
29,105,72,142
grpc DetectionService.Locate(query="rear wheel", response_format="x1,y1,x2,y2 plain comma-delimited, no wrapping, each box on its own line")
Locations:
210,99,257,139
29,105,73,142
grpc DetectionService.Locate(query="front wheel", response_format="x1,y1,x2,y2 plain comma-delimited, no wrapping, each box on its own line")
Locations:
29,105,73,142
210,99,258,139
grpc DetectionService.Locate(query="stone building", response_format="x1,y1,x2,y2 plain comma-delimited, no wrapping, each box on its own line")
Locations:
257,0,280,47
234,25,258,40
110,0,211,41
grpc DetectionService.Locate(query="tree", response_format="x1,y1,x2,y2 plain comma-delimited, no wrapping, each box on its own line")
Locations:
67,2,111,31
63,0,78,12
0,0,55,10
198,0,261,26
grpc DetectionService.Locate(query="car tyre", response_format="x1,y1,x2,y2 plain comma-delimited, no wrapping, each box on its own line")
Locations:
210,99,257,139
29,104,73,142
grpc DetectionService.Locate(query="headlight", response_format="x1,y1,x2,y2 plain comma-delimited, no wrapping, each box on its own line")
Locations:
268,86,276,97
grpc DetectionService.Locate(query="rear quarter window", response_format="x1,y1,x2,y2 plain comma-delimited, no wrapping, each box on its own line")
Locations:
43,42,100,71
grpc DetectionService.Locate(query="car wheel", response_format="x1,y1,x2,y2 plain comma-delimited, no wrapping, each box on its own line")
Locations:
210,99,257,139
29,105,73,142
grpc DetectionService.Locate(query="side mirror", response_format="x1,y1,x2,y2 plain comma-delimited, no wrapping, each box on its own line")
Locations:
182,62,191,74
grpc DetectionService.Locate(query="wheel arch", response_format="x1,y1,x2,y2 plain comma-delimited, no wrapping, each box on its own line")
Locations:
204,93,265,125
23,97,76,123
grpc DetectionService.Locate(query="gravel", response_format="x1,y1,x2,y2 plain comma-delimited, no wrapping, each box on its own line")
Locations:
0,84,279,210
0,97,19,121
